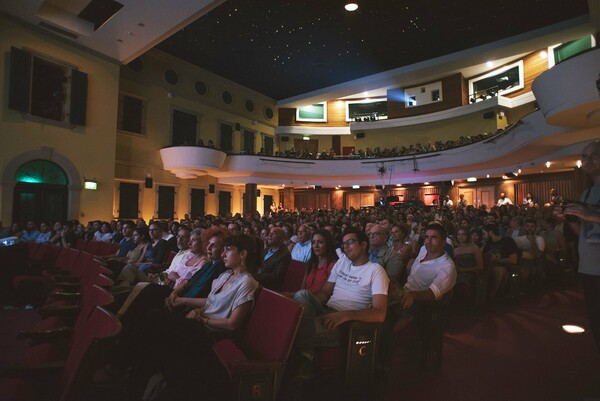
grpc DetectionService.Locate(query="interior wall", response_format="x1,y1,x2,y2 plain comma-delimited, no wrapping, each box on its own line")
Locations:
0,16,119,223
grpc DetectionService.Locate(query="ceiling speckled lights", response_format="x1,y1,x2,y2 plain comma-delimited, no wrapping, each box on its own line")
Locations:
156,0,589,100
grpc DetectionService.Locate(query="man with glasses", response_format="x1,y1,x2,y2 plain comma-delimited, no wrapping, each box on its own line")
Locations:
367,224,403,283
289,224,312,262
290,227,389,380
555,140,600,350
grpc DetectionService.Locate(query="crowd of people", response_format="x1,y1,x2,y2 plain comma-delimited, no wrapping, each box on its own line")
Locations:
2,139,598,401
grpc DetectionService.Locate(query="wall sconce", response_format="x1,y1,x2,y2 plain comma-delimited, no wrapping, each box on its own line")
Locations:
84,178,98,190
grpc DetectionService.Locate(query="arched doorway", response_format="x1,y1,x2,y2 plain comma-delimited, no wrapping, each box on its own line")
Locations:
12,159,68,222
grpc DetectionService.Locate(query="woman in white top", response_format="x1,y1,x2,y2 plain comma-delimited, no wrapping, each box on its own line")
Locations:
94,221,113,242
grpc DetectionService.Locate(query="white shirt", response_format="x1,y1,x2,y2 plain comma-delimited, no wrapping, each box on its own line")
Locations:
405,246,456,300
497,197,513,206
514,235,545,260
164,250,205,287
326,257,389,311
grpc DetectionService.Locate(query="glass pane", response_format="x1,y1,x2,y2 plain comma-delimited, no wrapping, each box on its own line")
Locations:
15,159,68,185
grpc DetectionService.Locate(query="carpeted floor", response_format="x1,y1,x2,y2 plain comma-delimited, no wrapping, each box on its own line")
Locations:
384,288,600,401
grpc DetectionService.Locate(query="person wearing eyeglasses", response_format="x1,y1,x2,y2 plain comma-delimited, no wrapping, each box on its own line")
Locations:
290,227,389,381
554,140,600,350
367,224,403,283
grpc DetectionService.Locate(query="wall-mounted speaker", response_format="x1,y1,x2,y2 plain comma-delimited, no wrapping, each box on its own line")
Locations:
209,184,215,193
144,177,153,188
281,136,289,142
482,111,495,119
356,132,365,139
375,185,383,190
315,185,322,190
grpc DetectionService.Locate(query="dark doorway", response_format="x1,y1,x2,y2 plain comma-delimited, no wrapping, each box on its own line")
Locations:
220,124,233,153
158,186,175,219
190,188,205,218
264,194,273,215
118,182,139,218
218,191,231,217
13,183,67,222
243,129,255,154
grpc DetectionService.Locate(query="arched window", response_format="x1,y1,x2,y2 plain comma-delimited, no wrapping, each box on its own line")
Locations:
15,159,68,185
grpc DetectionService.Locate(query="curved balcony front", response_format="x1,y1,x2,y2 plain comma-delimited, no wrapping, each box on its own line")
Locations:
160,146,227,179
532,48,600,127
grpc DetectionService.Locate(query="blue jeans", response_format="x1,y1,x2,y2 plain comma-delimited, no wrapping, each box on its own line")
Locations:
293,290,342,354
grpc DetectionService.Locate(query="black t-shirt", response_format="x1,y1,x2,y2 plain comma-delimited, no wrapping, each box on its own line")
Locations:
484,237,519,267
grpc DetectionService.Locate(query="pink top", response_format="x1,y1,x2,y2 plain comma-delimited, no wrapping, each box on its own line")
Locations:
305,260,335,293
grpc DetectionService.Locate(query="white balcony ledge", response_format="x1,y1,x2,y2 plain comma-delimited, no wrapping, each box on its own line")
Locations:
160,146,227,179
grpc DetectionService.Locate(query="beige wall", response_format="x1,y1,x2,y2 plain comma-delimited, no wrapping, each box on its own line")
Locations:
0,17,119,224
116,51,279,219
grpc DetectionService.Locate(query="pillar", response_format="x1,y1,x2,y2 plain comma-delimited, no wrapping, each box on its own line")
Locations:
243,183,257,214
283,187,295,211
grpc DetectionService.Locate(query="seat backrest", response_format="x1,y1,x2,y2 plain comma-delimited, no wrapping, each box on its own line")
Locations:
60,306,121,401
165,251,177,266
74,239,88,251
53,248,81,272
27,242,41,258
84,241,100,255
279,260,307,293
96,241,114,257
33,243,61,264
71,285,115,344
241,288,303,362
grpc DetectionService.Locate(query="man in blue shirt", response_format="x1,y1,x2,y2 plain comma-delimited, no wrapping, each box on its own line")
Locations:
22,221,40,242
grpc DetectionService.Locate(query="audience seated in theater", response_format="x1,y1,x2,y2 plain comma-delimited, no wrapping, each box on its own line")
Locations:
48,221,63,245
453,228,484,298
289,227,388,381
367,224,403,283
127,234,260,401
482,223,519,300
34,221,52,243
22,220,40,242
114,222,169,286
258,226,291,290
294,229,338,294
58,221,78,248
539,217,567,269
111,220,125,243
513,218,545,285
289,224,312,263
94,221,114,242
391,224,413,268
161,220,179,252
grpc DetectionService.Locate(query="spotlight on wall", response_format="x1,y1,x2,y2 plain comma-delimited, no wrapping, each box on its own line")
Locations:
83,178,98,190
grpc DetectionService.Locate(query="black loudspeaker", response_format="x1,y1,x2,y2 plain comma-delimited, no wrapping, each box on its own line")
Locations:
235,123,241,131
281,136,289,142
144,177,153,188
315,185,322,190
505,172,516,178
257,189,261,197
375,185,383,190
482,111,495,119
356,132,365,139
209,184,215,193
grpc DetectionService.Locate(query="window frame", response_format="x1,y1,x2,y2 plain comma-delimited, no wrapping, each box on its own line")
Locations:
468,60,524,101
296,102,327,122
117,91,148,136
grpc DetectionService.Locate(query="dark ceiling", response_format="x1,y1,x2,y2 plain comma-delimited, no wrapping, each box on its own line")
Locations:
156,0,589,100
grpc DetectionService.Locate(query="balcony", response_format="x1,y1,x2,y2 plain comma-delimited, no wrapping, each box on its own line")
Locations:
159,146,227,179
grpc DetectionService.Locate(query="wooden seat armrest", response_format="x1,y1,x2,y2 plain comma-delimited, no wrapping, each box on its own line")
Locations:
48,291,81,299
17,326,72,340
1,361,64,378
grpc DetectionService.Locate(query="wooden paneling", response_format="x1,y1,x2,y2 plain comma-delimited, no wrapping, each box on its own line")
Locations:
388,73,464,119
506,50,548,98
515,176,576,205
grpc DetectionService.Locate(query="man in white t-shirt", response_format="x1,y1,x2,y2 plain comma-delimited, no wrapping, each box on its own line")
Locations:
497,192,513,206
291,227,389,379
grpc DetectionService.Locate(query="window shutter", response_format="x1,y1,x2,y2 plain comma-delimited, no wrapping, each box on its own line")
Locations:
70,69,88,125
8,47,31,113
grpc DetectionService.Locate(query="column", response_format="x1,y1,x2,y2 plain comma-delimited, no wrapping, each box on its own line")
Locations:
243,183,257,214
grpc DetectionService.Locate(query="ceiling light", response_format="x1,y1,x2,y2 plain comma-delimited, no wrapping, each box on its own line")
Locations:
352,185,360,189
562,325,585,334
424,182,430,185
303,136,310,141
486,61,494,67
577,160,582,168
546,161,551,168
518,168,522,174
345,3,358,11
502,175,509,179
467,177,477,182
396,184,402,187
540,50,548,59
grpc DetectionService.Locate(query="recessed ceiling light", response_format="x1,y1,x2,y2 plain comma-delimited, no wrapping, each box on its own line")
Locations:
546,161,551,168
352,185,360,189
467,177,477,182
577,160,582,168
424,182,430,185
562,324,585,334
345,3,358,11
540,50,548,59
486,61,494,67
